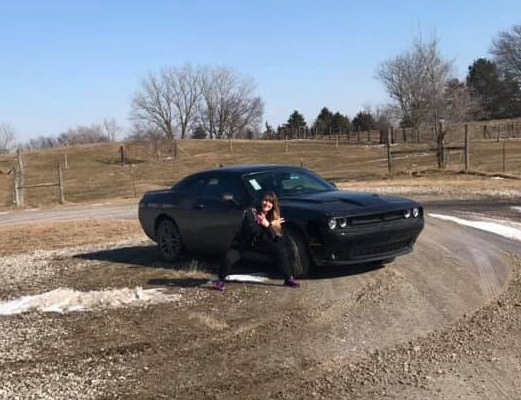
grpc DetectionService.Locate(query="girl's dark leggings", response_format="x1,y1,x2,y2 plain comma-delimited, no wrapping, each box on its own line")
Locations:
218,239,292,281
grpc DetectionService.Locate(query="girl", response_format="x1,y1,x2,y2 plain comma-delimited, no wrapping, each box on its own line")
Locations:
214,191,300,290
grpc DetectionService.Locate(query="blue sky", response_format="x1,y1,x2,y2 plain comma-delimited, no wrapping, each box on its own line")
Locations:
1,0,521,142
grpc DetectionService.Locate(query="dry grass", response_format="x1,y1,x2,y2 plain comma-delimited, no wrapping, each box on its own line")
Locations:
0,133,520,210
0,219,144,257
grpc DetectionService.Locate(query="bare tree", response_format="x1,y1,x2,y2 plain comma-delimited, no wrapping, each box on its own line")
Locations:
376,36,452,141
131,65,264,140
198,66,263,139
163,64,201,139
0,123,16,153
443,79,478,123
131,73,176,139
376,36,452,167
491,24,521,85
102,118,121,141
125,121,163,142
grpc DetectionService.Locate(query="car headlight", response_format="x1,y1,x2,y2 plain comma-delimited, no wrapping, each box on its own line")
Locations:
412,207,420,218
338,217,348,228
328,218,337,230
404,209,412,219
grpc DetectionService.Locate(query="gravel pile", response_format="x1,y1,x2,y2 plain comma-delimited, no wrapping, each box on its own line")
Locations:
277,254,521,399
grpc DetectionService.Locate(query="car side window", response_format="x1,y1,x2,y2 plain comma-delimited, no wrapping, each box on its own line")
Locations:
178,177,206,197
198,175,248,203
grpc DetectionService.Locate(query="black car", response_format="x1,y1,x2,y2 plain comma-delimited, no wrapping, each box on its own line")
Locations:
138,164,424,277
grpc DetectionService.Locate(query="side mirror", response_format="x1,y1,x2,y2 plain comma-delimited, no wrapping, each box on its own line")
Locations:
328,180,338,188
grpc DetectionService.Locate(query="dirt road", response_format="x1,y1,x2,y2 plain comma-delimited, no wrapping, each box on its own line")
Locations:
0,200,520,399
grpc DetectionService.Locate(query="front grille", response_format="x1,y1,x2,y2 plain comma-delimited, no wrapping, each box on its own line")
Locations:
351,238,412,257
350,211,406,226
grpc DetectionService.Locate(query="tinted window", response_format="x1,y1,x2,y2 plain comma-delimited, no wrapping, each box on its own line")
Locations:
198,175,248,203
242,169,335,198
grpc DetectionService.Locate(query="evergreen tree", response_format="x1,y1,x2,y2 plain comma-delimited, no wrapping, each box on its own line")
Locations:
331,112,350,134
466,58,521,119
285,110,307,138
352,111,376,131
313,107,334,135
192,125,207,139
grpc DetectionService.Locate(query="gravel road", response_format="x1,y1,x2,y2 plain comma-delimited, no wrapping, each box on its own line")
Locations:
0,197,520,399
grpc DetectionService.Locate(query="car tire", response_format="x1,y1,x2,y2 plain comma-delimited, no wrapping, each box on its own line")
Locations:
157,219,183,262
285,228,310,278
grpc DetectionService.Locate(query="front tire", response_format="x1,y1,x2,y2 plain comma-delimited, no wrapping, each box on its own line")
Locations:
285,228,310,278
157,219,183,262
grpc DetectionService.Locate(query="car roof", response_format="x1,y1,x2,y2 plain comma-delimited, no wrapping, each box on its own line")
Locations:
200,164,304,175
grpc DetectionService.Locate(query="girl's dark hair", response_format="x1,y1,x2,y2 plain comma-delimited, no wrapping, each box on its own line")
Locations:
257,191,282,235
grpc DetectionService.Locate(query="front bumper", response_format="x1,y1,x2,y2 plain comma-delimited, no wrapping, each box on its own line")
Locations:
310,218,424,266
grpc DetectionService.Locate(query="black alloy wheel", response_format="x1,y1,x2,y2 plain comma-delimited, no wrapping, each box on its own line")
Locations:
157,219,183,262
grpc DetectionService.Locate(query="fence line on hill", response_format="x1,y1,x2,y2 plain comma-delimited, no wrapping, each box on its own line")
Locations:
1,122,520,209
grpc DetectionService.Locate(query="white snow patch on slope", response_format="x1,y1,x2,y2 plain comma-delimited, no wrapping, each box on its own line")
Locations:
429,213,521,242
210,273,269,284
511,206,521,213
0,287,181,315
226,273,269,283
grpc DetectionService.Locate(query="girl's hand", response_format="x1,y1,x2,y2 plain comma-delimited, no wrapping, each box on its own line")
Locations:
271,217,285,229
256,213,270,227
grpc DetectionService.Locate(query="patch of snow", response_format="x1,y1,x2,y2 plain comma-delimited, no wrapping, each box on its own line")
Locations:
512,206,521,213
0,287,181,315
429,213,521,242
210,273,269,284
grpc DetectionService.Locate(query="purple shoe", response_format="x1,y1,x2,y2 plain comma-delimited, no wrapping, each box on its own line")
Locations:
214,280,225,291
284,276,300,288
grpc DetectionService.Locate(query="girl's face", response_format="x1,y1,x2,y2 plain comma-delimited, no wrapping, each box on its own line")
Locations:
262,198,273,213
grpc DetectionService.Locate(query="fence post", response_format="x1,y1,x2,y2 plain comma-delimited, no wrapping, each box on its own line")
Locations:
483,125,487,139
335,133,339,148
464,124,470,172
285,135,289,152
402,127,406,142
228,135,233,154
57,163,65,204
367,130,371,143
300,157,304,167
130,164,137,197
120,145,126,164
387,128,392,175
357,128,361,143
64,154,68,169
12,167,21,208
16,149,24,207
502,141,506,173
497,124,501,142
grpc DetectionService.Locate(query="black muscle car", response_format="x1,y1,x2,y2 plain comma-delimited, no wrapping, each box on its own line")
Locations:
138,164,424,277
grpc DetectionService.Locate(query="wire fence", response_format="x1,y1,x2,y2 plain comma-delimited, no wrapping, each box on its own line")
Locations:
0,123,520,209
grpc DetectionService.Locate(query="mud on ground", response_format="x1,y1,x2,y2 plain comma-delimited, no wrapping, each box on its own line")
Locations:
0,210,520,399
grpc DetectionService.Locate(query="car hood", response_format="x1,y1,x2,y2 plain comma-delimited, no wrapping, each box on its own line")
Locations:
281,190,420,216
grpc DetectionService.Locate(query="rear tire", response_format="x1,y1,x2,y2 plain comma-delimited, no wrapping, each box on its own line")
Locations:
285,228,310,278
157,219,183,262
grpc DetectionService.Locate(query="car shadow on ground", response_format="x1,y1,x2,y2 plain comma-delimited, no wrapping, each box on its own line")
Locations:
74,245,386,288
74,245,217,273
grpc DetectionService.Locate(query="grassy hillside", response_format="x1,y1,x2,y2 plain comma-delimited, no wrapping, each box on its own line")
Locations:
0,135,520,209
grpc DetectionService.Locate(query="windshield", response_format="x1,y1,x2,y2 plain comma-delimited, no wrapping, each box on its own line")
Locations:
242,169,336,198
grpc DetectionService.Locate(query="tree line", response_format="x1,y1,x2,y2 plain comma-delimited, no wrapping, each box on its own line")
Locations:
1,22,521,152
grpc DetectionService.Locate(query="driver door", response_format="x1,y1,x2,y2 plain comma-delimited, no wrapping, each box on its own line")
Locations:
192,175,251,254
